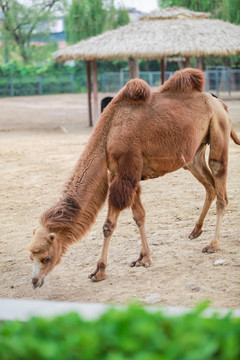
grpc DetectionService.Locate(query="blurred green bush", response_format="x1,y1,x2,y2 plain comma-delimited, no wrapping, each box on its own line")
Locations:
0,304,239,360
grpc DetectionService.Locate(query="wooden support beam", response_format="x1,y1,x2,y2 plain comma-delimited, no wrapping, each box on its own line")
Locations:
86,61,93,127
185,56,190,68
92,59,98,125
128,57,139,79
195,57,205,70
161,58,165,84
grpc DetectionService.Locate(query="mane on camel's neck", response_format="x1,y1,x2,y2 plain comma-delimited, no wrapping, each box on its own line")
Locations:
40,114,110,250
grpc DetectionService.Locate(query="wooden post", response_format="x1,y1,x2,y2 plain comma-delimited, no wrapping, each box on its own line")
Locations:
92,59,98,125
86,61,93,127
185,56,190,68
128,57,139,79
195,57,205,71
161,58,165,84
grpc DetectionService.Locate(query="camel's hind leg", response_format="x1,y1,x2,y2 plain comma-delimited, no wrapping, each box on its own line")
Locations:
130,185,151,267
202,172,228,253
185,144,216,240
202,160,228,253
202,116,229,253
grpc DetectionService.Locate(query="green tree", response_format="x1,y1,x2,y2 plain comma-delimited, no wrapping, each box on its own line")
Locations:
158,0,240,67
0,0,63,63
116,6,131,26
65,0,129,44
158,0,240,24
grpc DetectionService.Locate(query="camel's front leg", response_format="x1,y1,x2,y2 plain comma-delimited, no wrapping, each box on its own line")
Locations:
130,186,151,267
88,204,120,281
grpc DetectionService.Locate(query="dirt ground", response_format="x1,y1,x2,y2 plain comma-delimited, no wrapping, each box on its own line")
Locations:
0,92,239,309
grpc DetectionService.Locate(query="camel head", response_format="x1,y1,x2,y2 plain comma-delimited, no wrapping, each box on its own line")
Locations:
29,226,63,289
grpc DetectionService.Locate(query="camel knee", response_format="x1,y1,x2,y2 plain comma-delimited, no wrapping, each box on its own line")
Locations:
209,160,226,177
103,219,115,238
216,198,227,213
133,211,145,227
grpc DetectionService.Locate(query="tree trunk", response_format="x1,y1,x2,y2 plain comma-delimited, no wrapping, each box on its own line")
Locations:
19,43,29,64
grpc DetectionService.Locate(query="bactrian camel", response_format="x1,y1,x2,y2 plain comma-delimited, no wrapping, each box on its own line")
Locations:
29,68,240,288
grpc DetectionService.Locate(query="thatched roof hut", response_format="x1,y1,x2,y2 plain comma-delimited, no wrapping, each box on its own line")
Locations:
54,7,240,62
53,7,240,125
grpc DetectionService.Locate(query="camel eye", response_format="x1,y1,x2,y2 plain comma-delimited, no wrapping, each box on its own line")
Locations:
41,256,50,264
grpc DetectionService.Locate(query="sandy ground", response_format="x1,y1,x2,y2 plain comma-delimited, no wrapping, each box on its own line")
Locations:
0,92,239,309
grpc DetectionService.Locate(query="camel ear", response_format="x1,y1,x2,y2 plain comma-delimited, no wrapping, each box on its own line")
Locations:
47,233,56,243
33,228,37,235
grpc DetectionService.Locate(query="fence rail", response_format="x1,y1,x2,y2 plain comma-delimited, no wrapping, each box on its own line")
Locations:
0,69,239,98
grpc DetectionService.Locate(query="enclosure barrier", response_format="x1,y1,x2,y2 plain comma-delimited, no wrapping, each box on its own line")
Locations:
0,68,239,98
0,298,240,322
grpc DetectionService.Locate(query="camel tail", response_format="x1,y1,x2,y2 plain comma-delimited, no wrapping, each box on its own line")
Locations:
160,68,205,93
117,78,152,104
231,128,240,145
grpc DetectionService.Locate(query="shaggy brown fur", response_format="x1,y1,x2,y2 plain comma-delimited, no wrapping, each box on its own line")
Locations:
160,68,205,93
29,68,240,287
119,78,152,104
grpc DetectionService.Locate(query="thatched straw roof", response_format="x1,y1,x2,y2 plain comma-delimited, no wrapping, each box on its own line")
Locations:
141,7,210,20
54,7,240,62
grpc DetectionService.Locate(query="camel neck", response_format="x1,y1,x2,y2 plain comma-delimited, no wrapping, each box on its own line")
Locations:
41,119,109,243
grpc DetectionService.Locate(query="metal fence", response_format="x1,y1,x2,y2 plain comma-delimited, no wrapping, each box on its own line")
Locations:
0,74,87,97
101,68,240,94
0,68,239,97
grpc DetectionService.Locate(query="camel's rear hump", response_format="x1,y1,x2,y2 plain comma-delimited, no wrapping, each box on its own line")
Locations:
160,68,205,93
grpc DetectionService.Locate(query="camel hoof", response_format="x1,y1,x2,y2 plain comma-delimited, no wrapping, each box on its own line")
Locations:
89,275,103,282
130,261,150,268
88,273,106,282
91,276,98,282
202,244,218,253
189,230,202,240
202,247,214,254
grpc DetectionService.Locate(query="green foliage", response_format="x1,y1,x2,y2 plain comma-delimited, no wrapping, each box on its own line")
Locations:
0,304,239,360
65,0,130,44
158,0,240,67
0,0,63,63
158,0,240,24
